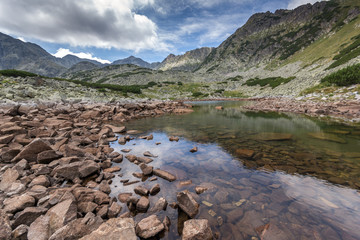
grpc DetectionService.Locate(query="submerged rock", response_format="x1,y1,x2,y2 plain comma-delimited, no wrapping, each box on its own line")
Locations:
177,191,199,218
308,132,346,144
253,133,293,141
235,149,255,159
182,219,213,240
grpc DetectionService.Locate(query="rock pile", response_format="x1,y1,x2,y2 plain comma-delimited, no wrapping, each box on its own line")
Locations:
0,100,213,239
245,98,360,121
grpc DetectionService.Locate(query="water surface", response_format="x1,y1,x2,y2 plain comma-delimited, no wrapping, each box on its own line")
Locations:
109,101,360,240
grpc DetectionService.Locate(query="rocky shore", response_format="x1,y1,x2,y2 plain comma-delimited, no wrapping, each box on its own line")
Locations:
0,100,214,239
244,98,360,122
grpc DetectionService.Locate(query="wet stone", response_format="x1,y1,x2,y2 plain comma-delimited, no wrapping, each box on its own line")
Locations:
136,215,164,239
150,184,161,195
134,186,149,196
136,196,150,212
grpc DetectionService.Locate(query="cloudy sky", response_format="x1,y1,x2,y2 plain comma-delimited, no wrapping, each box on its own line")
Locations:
0,0,320,63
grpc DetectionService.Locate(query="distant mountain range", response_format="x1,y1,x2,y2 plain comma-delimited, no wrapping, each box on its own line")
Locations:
0,0,359,83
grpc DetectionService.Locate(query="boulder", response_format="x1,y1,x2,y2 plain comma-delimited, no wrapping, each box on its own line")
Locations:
177,191,199,218
52,162,83,180
3,194,35,214
80,218,136,240
182,219,213,240
37,150,63,164
11,224,28,240
27,215,50,240
29,175,50,187
13,138,52,162
0,168,20,191
13,207,48,228
0,134,14,144
48,213,103,240
64,144,86,157
79,160,100,178
46,199,77,234
153,169,176,182
135,215,164,239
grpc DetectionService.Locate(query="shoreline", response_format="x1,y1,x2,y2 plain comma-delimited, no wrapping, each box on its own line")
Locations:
0,100,199,239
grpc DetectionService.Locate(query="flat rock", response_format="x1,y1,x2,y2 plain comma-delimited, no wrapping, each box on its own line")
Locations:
143,151,157,157
80,218,136,240
253,133,293,141
0,168,20,191
153,169,176,182
136,215,164,239
126,154,137,162
29,175,50,187
0,134,14,144
136,156,153,164
308,132,346,144
103,166,121,173
78,202,98,214
4,194,35,214
104,124,126,133
52,162,83,180
37,150,63,164
118,193,133,203
236,149,255,159
13,138,52,162
177,191,199,218
182,219,213,240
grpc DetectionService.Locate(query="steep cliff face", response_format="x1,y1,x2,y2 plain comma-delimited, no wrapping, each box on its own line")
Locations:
158,47,213,71
197,0,360,73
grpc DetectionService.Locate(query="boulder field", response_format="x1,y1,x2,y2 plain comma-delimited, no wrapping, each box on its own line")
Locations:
0,100,213,239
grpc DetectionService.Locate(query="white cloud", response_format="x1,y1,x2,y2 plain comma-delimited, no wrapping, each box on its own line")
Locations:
53,48,111,64
287,0,322,9
176,13,247,45
0,0,169,52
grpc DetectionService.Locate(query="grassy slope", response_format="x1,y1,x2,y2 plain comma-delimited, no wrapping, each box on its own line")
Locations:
282,5,360,67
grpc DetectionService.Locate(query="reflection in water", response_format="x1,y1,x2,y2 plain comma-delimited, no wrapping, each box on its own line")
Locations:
109,101,360,239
